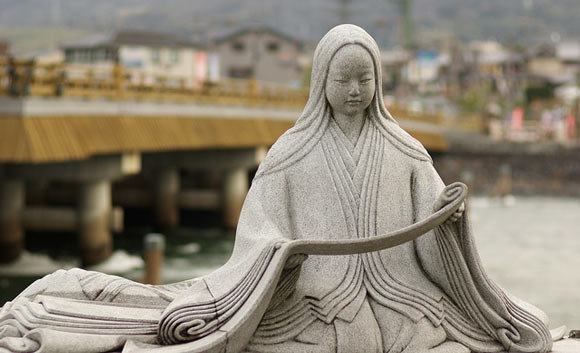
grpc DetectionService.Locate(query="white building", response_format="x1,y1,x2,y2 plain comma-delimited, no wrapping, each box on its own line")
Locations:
62,30,210,88
211,26,303,86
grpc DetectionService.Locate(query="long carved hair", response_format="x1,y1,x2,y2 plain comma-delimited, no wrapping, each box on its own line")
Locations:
255,24,431,179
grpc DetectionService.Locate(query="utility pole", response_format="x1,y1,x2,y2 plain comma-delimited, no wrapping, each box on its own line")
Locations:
392,0,414,49
337,0,352,24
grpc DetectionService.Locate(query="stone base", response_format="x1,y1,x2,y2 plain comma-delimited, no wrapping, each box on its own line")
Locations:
494,339,580,353
497,339,580,353
551,339,580,353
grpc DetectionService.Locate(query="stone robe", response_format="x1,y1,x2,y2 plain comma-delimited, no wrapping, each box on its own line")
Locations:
0,23,553,353
236,117,552,353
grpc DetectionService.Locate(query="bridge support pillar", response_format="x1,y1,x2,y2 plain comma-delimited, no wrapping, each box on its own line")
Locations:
0,179,25,263
222,168,248,230
78,179,112,266
154,168,180,231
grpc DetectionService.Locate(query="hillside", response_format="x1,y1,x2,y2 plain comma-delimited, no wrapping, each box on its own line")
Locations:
1,0,579,53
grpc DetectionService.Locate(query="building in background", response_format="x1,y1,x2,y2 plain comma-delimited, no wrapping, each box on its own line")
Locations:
211,26,303,86
555,41,580,78
0,41,9,57
380,49,411,93
62,30,208,88
526,41,580,85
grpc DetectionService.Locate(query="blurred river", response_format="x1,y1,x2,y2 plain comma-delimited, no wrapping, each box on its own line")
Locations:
1,196,579,331
469,196,580,331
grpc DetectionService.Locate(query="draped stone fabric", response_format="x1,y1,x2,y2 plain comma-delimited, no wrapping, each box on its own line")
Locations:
0,24,553,353
240,113,551,353
0,269,193,353
239,24,552,353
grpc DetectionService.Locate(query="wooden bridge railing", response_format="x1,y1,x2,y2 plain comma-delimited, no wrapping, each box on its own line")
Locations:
0,57,484,132
0,58,310,108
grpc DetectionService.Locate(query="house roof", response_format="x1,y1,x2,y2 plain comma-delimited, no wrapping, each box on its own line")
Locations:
556,41,580,62
212,25,303,48
478,51,522,65
0,40,9,55
113,30,196,48
62,30,199,50
380,49,411,65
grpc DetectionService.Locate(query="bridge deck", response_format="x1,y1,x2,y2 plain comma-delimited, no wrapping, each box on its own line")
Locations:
0,97,451,163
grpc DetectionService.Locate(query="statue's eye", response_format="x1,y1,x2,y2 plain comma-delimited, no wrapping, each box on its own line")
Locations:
361,78,372,84
334,79,347,84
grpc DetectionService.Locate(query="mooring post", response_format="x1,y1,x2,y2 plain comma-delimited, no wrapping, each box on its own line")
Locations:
222,168,248,230
143,233,165,285
491,163,512,199
0,179,25,263
78,179,112,266
154,168,180,230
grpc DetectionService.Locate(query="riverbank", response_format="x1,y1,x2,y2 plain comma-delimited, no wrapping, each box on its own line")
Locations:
434,131,580,197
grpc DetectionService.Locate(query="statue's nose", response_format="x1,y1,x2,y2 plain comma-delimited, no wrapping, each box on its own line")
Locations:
348,83,360,96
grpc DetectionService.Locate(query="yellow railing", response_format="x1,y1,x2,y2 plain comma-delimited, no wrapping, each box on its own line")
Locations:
0,59,309,108
388,104,484,132
0,58,485,132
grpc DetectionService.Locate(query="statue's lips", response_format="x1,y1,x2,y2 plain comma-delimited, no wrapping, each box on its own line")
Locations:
345,100,362,105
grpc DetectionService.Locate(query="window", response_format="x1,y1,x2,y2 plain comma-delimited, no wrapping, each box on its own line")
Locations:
95,48,106,61
170,49,180,64
105,49,117,62
79,49,88,62
65,50,74,63
89,49,97,63
266,41,279,53
151,49,161,64
232,41,245,52
229,66,254,79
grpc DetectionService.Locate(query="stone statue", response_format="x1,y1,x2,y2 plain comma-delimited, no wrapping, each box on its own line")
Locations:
0,25,556,353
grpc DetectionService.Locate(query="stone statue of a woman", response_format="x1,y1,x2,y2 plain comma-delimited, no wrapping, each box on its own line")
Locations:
0,25,554,353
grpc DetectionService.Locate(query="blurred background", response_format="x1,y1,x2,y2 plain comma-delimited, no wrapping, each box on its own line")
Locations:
0,0,579,332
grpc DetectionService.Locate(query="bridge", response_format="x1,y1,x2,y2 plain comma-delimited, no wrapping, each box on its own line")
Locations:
0,58,483,266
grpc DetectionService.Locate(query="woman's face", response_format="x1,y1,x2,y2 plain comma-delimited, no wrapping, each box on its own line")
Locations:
325,44,376,118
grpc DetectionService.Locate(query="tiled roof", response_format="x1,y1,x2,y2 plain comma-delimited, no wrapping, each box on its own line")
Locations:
212,25,303,47
62,30,198,50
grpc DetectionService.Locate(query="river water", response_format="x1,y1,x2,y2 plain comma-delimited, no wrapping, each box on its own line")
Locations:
1,196,579,331
469,196,580,331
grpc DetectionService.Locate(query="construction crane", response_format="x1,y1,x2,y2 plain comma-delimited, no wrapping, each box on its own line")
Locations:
337,0,353,24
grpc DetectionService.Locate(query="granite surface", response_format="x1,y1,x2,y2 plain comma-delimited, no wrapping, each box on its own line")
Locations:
0,24,562,353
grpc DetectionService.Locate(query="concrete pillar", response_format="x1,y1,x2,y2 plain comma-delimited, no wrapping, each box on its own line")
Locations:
26,180,49,206
0,180,25,263
222,168,248,230
78,179,112,266
154,169,180,230
491,164,512,199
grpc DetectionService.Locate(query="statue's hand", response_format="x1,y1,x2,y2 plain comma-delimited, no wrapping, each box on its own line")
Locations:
447,201,465,223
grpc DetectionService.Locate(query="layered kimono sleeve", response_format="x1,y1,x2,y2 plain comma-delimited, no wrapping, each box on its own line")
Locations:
155,170,298,352
0,171,297,353
412,160,552,353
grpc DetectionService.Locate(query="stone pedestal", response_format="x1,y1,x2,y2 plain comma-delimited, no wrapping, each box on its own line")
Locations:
222,168,248,230
154,169,180,230
78,179,112,266
0,179,25,263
